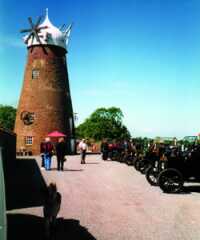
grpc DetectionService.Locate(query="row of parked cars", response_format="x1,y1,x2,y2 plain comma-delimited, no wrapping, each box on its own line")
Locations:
103,143,200,193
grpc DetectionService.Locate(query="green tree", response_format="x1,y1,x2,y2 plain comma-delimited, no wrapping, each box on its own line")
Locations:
76,107,131,140
0,105,16,131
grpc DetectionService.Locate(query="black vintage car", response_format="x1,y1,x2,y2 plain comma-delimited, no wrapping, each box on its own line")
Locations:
155,146,200,193
145,158,166,186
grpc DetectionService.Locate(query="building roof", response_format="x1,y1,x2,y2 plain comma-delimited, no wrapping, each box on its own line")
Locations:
23,9,72,51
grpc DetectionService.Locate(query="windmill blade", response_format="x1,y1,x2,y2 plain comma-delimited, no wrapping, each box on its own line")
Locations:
28,17,34,29
25,33,33,44
31,35,34,45
30,36,36,52
35,16,42,27
21,15,48,54
35,31,47,54
64,23,73,37
20,28,32,33
59,24,66,31
34,31,42,45
38,34,44,38
41,45,48,54
38,26,48,31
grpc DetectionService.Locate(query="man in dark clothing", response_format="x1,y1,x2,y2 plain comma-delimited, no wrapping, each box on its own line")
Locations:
40,140,46,168
101,139,109,160
56,138,67,171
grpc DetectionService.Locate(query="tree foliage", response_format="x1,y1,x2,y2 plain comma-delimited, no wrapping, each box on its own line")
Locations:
76,107,131,140
0,105,16,131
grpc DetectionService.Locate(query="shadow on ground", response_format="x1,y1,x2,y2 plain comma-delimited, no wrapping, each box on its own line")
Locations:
85,162,100,165
7,214,96,240
64,169,84,172
182,185,200,194
50,167,84,172
162,184,200,194
5,158,47,210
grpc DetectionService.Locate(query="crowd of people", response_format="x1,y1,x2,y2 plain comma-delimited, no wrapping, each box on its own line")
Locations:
100,139,138,162
40,138,89,171
40,137,68,171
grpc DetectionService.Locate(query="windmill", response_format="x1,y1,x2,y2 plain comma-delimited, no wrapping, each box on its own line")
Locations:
15,10,76,154
20,16,48,52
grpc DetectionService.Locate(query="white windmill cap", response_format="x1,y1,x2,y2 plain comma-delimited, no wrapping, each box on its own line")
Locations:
23,8,73,51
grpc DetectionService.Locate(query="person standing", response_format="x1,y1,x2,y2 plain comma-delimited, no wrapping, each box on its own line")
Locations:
78,139,87,164
101,139,109,160
40,139,46,169
56,137,67,171
40,137,54,171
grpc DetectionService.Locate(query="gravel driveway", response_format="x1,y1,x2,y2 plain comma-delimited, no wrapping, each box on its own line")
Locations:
7,154,200,240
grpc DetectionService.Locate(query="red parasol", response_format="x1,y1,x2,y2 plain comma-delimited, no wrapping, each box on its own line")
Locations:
47,131,66,137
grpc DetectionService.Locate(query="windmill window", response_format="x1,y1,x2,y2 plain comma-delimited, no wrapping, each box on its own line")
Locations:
32,69,40,79
25,136,33,145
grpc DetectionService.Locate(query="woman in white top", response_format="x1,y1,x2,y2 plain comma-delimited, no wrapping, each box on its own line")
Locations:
78,139,87,164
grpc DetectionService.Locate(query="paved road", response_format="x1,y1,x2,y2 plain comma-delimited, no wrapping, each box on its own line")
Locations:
8,154,200,240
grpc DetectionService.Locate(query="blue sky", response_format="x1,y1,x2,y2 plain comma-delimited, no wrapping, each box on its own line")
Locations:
1,0,200,138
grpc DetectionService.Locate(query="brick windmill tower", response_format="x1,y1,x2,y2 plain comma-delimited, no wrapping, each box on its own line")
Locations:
15,9,75,155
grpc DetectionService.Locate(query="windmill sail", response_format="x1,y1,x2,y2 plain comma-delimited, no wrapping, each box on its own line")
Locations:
64,23,73,46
